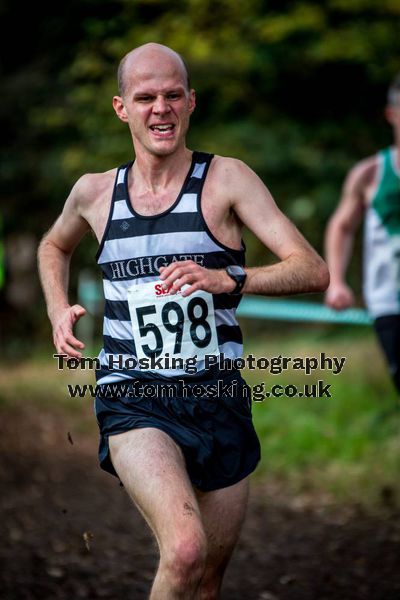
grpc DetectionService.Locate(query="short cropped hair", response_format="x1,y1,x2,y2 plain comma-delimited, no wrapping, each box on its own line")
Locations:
117,51,191,98
387,73,400,106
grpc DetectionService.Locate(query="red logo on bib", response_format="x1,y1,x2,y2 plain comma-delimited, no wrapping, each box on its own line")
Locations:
155,284,172,296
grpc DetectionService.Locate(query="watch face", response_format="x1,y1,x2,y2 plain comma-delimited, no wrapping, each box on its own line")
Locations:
226,265,246,294
228,265,245,276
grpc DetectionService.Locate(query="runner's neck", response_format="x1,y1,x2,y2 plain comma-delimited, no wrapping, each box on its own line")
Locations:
131,148,193,194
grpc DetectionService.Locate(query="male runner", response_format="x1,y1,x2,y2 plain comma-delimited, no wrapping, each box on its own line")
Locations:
38,43,329,599
325,73,400,395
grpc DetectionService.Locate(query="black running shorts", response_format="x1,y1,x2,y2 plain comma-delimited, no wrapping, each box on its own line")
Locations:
94,370,261,491
374,314,400,393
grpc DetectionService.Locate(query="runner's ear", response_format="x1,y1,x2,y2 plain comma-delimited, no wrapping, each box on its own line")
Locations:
113,96,129,123
188,89,196,114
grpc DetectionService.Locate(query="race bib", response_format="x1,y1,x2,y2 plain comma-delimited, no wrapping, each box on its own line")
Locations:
127,281,219,362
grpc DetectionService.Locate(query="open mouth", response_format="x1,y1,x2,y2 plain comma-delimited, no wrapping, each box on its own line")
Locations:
149,124,175,136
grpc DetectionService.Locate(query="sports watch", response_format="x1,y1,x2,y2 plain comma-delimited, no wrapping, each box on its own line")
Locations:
225,265,247,294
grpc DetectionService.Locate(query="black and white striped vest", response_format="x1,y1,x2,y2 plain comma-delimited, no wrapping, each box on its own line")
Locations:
95,151,245,384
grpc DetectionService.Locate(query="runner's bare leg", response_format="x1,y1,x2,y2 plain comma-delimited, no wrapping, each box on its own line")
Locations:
109,428,207,599
195,478,249,599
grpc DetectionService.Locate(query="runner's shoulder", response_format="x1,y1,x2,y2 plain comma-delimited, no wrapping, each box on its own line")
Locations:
70,168,117,211
345,154,379,194
210,155,254,179
208,155,260,192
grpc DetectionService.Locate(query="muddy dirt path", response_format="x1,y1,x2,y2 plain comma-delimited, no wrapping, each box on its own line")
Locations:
0,404,399,599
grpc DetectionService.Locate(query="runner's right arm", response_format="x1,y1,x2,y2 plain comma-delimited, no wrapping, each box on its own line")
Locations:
38,176,92,358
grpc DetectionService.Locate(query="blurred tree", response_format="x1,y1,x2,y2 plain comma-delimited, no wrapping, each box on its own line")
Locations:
27,1,400,230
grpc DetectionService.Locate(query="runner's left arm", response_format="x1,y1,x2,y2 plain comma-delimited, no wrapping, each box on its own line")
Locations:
229,159,329,296
160,159,329,297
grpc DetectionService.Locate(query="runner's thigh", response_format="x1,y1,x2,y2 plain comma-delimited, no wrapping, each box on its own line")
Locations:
109,427,204,547
195,477,249,565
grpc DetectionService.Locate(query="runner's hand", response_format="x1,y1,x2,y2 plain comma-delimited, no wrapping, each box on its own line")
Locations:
325,282,355,310
51,304,86,358
159,261,235,296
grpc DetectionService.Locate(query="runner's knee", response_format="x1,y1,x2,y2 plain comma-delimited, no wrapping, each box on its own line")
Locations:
162,530,207,589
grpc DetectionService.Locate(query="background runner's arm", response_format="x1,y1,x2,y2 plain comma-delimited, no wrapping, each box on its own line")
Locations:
324,162,370,310
38,177,91,357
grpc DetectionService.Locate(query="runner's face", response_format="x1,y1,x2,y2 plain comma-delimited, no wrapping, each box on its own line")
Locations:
117,55,195,157
386,101,400,143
